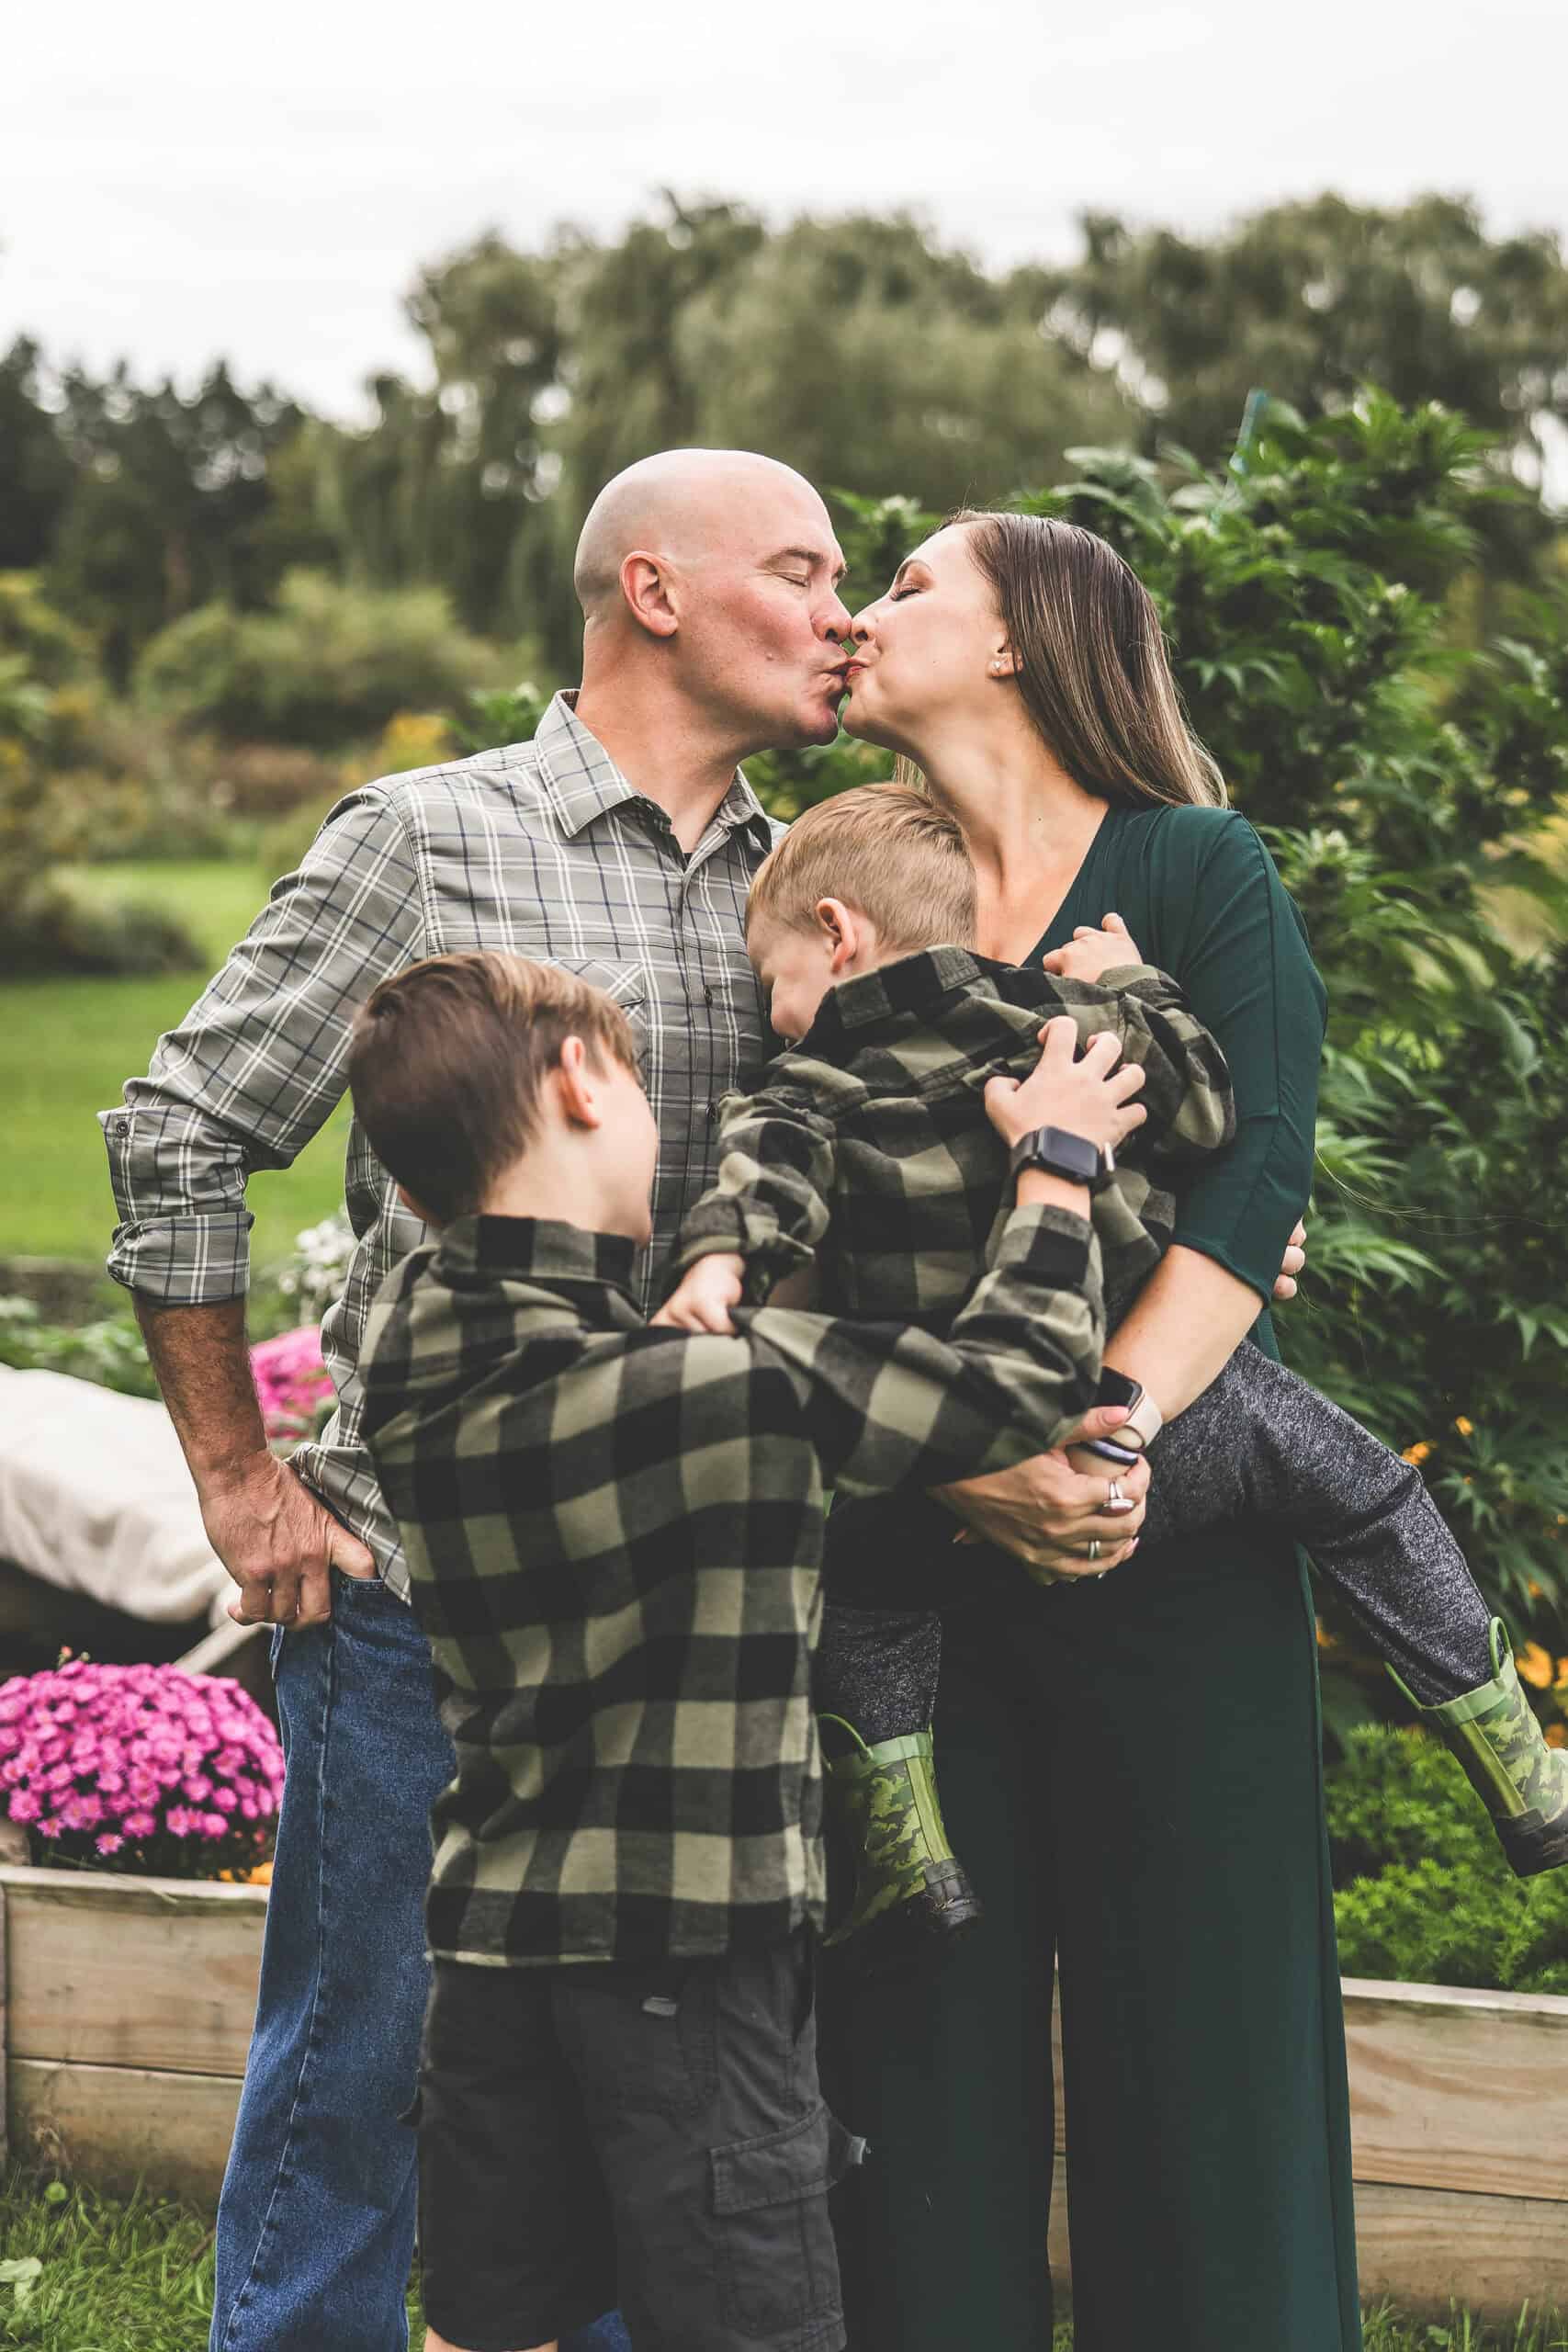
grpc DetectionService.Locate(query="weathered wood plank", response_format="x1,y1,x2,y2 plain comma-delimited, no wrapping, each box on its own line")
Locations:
1342,1978,1568,2204
7,2056,240,2208
0,1866,265,2077
1354,2179,1568,2315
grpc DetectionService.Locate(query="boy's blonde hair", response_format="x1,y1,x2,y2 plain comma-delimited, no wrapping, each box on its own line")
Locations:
747,783,976,951
348,951,639,1224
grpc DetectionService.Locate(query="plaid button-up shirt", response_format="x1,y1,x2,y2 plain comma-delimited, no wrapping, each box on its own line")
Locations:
359,1204,1103,1966
100,695,781,1599
666,947,1236,1330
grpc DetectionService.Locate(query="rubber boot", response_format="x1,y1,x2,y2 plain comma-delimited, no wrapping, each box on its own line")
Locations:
1391,1618,1568,1879
818,1716,982,1974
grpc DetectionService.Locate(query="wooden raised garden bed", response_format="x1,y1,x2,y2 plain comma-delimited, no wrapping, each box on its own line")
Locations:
2,1872,1563,2316
0,1863,267,2207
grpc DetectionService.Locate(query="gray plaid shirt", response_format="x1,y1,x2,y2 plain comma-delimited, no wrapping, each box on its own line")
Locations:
101,694,781,1598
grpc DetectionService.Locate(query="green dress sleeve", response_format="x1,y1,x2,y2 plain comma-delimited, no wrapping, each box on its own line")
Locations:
1138,808,1327,1308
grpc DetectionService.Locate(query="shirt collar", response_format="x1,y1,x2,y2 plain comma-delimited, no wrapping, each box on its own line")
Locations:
536,690,773,847
805,946,986,1041
435,1214,641,1303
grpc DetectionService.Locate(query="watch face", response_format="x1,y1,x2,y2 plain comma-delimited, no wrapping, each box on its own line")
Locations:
1041,1127,1100,1182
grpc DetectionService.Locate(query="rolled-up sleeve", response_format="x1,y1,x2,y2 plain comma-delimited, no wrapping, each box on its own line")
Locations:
1165,813,1327,1306
101,789,425,1302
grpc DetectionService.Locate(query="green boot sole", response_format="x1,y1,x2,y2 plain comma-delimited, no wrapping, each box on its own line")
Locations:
819,1719,983,1975
1391,1619,1568,1879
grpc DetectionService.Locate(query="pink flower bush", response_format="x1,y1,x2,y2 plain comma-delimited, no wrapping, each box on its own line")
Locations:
251,1326,334,1444
0,1661,285,1879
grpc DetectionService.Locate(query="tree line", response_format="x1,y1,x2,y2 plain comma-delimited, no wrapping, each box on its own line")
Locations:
5,190,1568,684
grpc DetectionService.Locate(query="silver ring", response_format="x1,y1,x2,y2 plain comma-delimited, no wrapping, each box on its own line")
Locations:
1087,1538,1101,1564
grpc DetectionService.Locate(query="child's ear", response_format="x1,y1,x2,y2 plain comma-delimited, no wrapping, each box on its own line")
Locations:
816,897,863,972
553,1035,604,1129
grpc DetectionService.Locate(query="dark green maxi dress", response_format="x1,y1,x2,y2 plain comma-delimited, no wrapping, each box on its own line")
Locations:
819,801,1362,2351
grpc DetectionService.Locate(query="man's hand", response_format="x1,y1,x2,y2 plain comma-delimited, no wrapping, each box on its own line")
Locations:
1274,1218,1307,1303
201,1453,377,1629
935,1403,1149,1586
653,1254,745,1335
1038,911,1145,986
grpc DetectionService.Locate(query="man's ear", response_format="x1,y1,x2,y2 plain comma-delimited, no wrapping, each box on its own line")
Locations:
620,551,680,640
816,897,864,974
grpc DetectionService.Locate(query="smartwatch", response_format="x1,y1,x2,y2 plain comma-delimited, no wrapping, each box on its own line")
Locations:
1080,1367,1164,1455
1008,1125,1115,1193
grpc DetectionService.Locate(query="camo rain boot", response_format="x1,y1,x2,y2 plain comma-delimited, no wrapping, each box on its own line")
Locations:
1391,1618,1568,1878
818,1715,982,1974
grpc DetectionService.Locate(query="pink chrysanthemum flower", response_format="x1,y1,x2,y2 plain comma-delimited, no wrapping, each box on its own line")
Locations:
0,1660,283,1881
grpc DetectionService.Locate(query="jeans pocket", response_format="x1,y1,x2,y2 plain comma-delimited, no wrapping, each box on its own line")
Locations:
711,2102,863,2337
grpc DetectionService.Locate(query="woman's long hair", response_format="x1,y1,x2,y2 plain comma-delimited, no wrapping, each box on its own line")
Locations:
919,510,1226,810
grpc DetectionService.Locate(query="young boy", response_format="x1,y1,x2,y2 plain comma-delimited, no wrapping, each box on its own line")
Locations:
349,947,1142,2352
660,785,1568,1973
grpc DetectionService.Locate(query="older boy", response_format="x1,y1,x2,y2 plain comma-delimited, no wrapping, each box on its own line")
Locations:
660,786,1563,1972
349,948,1143,2352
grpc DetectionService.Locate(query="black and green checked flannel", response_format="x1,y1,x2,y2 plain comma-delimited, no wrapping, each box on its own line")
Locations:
360,1202,1104,1967
666,946,1236,1328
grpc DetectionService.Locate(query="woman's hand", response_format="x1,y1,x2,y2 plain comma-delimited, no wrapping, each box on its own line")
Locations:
984,1019,1147,1153
1274,1218,1307,1302
1039,910,1145,985
936,1403,1149,1585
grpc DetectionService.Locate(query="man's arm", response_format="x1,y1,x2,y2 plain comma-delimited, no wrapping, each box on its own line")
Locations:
134,1299,376,1625
103,789,423,1623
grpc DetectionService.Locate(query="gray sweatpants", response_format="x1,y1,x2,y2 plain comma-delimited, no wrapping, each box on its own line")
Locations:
817,1341,1495,1741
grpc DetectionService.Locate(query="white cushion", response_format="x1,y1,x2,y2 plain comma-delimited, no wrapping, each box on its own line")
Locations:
0,1367,230,1627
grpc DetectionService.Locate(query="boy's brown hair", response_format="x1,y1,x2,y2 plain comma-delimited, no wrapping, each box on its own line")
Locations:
348,952,639,1225
746,782,976,951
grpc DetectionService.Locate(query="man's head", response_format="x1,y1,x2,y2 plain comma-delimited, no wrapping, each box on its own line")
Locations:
573,449,852,754
745,784,977,1041
348,953,658,1244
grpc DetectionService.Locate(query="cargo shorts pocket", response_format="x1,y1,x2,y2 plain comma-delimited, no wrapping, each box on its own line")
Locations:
711,2101,865,2339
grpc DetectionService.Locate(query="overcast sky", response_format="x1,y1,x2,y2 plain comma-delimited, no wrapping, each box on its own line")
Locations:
6,0,1567,416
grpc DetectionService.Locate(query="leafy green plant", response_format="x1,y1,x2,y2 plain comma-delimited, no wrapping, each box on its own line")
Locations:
1326,1726,1568,1994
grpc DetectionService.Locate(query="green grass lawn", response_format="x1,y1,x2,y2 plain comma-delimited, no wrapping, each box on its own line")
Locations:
0,2168,1559,2352
0,862,347,1273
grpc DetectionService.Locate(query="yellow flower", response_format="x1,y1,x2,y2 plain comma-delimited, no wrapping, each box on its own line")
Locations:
1401,1442,1432,1466
1517,1641,1555,1689
1315,1621,1338,1653
1546,1724,1568,1750
1454,1416,1474,1437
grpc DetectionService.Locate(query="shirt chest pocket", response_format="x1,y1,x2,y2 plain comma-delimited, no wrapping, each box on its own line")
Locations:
547,958,649,1039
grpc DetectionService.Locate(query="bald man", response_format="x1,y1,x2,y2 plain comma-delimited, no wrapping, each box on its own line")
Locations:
102,450,853,2352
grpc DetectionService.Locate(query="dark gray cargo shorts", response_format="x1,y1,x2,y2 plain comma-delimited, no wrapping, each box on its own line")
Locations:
415,1928,863,2351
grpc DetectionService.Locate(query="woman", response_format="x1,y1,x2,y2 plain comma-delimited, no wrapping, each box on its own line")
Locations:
818,512,1359,2350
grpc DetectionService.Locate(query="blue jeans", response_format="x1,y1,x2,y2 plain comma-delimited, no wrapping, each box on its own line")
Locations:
210,1569,631,2352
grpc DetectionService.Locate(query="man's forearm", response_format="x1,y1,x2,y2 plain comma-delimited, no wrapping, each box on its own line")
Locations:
132,1295,270,1489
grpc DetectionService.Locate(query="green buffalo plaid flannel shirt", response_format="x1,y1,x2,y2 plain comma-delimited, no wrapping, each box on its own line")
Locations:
666,947,1236,1329
360,1200,1103,1967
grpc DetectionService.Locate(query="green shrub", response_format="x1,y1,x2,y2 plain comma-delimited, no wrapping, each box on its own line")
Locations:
1326,1726,1568,1994
0,881,202,978
0,1298,161,1397
137,570,498,749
